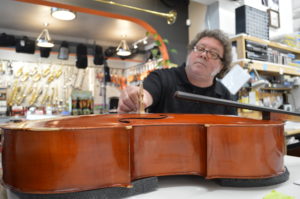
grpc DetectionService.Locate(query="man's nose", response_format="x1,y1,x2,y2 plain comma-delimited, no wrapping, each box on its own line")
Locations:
197,50,208,59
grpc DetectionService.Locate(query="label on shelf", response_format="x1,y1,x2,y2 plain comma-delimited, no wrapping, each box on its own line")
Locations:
262,64,268,71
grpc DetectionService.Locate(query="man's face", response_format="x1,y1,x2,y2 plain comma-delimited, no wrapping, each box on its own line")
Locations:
186,37,224,79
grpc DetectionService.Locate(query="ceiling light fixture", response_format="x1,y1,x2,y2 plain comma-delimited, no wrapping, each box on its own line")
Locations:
51,7,76,21
116,39,131,56
132,37,148,49
143,38,148,45
36,23,54,48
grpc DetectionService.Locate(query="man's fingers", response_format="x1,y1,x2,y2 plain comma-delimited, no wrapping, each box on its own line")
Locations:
117,101,134,113
122,90,138,112
117,86,140,113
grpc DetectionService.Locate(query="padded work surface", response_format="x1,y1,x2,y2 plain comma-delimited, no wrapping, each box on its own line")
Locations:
6,177,158,199
215,167,289,187
6,168,290,199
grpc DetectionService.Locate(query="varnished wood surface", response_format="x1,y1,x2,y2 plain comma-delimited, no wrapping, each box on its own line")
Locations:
1,113,283,129
270,112,300,122
1,114,285,193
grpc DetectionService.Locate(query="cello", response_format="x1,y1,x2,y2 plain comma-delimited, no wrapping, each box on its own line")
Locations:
1,91,299,198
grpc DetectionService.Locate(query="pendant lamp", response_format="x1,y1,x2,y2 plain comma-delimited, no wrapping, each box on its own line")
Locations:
36,23,54,48
116,39,131,56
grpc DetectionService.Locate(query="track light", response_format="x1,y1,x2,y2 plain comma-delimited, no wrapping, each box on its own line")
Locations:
251,67,270,89
143,38,148,44
51,7,76,21
132,37,148,49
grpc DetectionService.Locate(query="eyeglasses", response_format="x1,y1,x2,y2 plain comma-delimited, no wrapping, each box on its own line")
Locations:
193,46,223,61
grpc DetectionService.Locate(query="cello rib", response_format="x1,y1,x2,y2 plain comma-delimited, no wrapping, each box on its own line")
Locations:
1,114,286,193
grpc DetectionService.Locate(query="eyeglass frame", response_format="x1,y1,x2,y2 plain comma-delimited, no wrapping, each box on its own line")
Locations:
193,45,224,62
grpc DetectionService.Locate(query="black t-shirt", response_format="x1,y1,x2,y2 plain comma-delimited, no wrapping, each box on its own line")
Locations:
143,64,237,115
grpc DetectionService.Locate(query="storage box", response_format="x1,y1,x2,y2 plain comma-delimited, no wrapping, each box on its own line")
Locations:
236,5,269,40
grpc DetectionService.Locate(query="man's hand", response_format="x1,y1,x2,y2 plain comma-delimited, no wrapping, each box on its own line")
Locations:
117,85,153,113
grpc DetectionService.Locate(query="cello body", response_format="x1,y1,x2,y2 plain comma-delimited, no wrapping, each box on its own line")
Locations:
1,114,286,194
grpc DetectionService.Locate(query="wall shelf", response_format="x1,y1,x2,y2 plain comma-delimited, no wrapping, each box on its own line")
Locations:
233,59,300,76
231,34,300,55
231,34,300,120
231,34,300,76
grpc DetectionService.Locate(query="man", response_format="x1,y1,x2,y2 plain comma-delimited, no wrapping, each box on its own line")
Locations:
117,29,237,115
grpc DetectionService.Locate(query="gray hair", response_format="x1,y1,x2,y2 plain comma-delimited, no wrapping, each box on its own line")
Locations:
187,29,232,78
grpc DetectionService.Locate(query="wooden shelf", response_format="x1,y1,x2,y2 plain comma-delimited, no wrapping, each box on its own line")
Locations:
286,129,300,136
260,87,292,91
231,34,300,54
231,34,300,76
231,34,300,123
233,59,300,76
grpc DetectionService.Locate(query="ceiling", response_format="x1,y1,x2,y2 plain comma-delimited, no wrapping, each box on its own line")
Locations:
1,0,300,50
0,0,148,48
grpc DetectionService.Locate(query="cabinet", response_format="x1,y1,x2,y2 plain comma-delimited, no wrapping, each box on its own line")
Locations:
230,34,300,119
